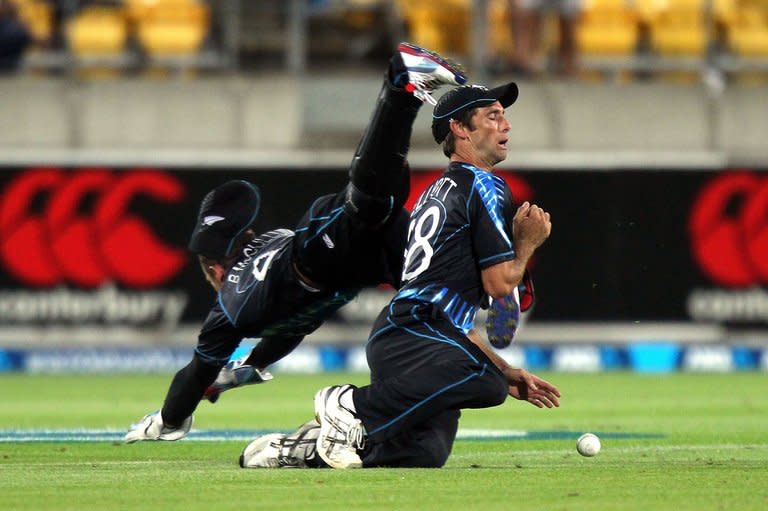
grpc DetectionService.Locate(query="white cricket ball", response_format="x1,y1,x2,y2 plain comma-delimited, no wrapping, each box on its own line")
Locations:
576,433,601,457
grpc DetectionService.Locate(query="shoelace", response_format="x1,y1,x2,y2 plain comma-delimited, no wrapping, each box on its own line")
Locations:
405,79,439,105
276,436,317,467
346,421,366,450
413,89,437,105
325,414,366,451
406,67,464,106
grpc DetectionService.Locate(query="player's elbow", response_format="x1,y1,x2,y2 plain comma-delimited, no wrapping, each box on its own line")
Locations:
481,261,523,299
484,281,516,299
481,273,517,299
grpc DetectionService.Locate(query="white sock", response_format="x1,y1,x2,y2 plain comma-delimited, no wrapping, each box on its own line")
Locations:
339,387,356,414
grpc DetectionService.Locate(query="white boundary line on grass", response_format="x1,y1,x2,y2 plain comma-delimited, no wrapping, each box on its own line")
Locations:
0,428,664,443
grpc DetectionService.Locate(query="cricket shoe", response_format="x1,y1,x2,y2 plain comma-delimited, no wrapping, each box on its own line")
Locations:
124,410,193,443
240,420,321,469
485,287,521,349
204,356,273,403
397,42,467,105
314,385,366,469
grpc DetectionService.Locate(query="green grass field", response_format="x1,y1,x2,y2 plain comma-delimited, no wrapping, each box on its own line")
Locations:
1,372,767,510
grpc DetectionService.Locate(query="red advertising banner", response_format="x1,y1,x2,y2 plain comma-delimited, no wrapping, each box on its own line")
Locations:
0,166,766,338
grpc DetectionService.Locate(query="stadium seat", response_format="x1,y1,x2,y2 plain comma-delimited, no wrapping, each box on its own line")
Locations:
9,0,53,45
574,0,640,79
397,0,471,56
489,0,514,56
576,0,639,57
397,0,514,59
66,7,128,57
638,0,708,57
130,0,210,57
716,0,768,57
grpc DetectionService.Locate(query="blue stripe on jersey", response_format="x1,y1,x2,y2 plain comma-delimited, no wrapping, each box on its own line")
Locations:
368,369,487,436
294,200,344,248
461,164,511,248
218,293,236,325
368,309,487,436
394,285,477,334
479,250,514,266
366,302,485,436
194,347,230,364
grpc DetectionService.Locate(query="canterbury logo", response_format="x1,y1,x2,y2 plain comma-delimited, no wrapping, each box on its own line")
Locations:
0,168,187,288
689,171,768,287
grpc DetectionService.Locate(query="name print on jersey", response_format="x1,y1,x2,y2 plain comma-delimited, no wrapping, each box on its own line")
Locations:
403,177,458,282
412,176,458,212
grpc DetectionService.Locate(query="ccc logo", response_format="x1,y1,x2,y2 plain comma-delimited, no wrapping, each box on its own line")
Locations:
689,171,768,287
0,168,186,288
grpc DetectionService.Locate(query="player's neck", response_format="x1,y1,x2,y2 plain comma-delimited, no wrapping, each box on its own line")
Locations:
450,152,494,173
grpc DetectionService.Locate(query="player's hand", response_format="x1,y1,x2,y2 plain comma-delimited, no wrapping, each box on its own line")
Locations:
503,367,561,408
512,202,551,253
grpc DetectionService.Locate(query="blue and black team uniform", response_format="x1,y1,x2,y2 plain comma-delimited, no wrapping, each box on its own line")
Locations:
162,77,421,427
353,162,518,468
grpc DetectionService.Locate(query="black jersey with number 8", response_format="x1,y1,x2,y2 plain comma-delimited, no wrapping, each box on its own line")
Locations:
393,162,517,334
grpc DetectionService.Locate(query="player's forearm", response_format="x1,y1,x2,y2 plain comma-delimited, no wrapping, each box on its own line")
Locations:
481,254,531,298
246,335,304,369
161,354,221,426
467,329,511,373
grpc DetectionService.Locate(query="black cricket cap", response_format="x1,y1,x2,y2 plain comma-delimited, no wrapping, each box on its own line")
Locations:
188,179,261,258
431,82,519,144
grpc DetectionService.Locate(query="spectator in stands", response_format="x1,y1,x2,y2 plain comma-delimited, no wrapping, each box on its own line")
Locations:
509,0,581,77
0,0,31,72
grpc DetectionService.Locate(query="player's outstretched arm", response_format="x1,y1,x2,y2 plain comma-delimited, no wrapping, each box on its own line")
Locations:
504,368,561,409
466,329,560,409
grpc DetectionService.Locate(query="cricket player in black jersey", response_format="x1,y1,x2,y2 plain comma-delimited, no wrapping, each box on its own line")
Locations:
307,81,561,469
239,82,561,469
123,42,468,445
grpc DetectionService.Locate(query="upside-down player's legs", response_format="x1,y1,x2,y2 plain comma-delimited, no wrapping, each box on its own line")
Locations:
292,191,409,290
294,44,466,289
343,74,422,229
344,43,467,229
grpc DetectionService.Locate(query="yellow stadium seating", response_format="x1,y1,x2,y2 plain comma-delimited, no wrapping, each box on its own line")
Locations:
397,0,471,56
638,0,708,56
576,0,639,56
10,0,53,44
66,6,128,57
396,0,513,58
715,0,768,56
130,0,210,57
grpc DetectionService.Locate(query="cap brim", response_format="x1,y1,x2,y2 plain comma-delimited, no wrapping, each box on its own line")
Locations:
490,82,519,108
432,82,519,144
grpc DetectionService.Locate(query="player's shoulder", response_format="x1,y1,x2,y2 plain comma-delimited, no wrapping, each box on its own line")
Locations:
447,162,507,188
202,230,294,330
251,228,294,249
219,229,294,301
